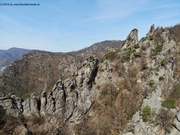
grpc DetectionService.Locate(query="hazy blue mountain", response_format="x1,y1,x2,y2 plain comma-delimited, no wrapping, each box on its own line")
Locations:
0,47,31,68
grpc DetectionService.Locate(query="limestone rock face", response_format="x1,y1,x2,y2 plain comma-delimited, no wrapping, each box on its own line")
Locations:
122,29,138,49
40,91,47,115
13,125,32,135
147,24,155,36
23,94,40,117
0,95,22,117
34,57,98,123
95,60,112,85
22,99,31,116
122,25,179,135
172,109,180,134
30,94,40,116
0,56,99,133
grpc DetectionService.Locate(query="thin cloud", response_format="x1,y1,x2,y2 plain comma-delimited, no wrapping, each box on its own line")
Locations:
93,0,149,20
153,13,180,20
140,3,180,12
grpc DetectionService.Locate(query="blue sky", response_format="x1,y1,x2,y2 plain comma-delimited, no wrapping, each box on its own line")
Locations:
0,0,180,52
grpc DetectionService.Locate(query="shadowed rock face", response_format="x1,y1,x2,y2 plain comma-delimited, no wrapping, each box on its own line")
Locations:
0,56,99,128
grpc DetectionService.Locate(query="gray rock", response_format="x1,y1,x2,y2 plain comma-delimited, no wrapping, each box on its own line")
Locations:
46,92,55,114
95,60,112,85
13,125,32,135
40,91,47,116
172,117,180,132
123,132,134,135
0,95,22,117
22,99,31,116
65,92,77,120
147,24,155,36
30,94,40,116
176,109,180,122
122,29,138,49
132,111,140,123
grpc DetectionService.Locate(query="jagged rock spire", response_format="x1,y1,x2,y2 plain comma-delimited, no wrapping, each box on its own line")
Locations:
122,29,138,49
147,24,155,36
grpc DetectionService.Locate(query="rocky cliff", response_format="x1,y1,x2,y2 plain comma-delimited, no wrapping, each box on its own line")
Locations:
0,40,122,97
0,24,180,135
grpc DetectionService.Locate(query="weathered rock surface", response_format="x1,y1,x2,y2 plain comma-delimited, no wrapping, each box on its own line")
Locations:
122,29,138,49
0,56,99,134
122,25,180,135
0,95,22,117
13,125,32,135
1,24,180,134
147,24,155,36
171,109,180,134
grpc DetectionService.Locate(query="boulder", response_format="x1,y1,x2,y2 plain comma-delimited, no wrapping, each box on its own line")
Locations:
0,95,22,117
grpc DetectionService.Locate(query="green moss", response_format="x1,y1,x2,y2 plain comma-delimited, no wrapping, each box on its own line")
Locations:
151,85,157,91
156,44,163,52
161,59,167,66
141,37,147,41
111,132,119,135
21,93,30,100
174,82,180,98
121,49,136,62
141,105,151,122
134,52,141,57
134,44,140,49
154,61,161,66
104,49,121,60
141,63,147,70
148,79,155,87
162,98,176,109
46,86,53,93
159,76,164,81
149,36,153,40
148,79,157,91
61,74,71,80
101,89,107,96
104,52,117,59
152,44,163,56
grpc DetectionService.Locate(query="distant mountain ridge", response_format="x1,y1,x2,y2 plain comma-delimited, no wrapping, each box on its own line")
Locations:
0,40,123,69
0,40,123,95
70,40,123,56
0,47,31,68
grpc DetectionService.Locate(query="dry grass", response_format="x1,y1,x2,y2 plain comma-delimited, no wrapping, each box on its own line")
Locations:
168,24,180,45
0,115,25,135
156,108,175,132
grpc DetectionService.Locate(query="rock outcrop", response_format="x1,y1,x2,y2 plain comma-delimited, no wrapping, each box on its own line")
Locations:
122,25,180,135
147,24,155,36
122,29,138,49
1,24,180,135
172,109,180,133
0,95,22,117
0,56,99,133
